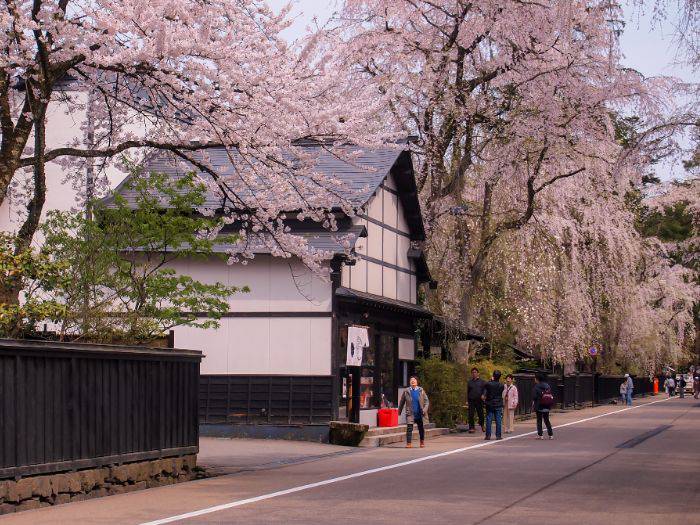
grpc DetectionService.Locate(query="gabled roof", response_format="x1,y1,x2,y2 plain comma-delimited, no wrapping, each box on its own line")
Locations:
108,143,404,209
106,142,426,247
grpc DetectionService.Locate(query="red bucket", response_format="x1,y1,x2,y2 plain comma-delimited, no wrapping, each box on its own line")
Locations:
377,408,399,427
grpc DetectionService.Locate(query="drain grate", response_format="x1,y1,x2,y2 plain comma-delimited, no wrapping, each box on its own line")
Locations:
616,425,672,449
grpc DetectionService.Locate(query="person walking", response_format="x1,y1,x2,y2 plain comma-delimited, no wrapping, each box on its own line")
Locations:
619,380,628,405
532,372,554,440
502,374,519,434
664,376,675,397
624,373,634,406
678,375,686,398
482,370,505,440
399,376,429,448
467,367,486,433
693,371,700,400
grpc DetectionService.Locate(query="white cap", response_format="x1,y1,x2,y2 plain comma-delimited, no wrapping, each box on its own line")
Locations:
624,373,629,377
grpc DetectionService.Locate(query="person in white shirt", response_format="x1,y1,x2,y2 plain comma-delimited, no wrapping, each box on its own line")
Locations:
502,374,519,434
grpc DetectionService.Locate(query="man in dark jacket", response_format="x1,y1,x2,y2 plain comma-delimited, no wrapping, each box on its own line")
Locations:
482,370,505,440
467,368,486,433
532,372,554,439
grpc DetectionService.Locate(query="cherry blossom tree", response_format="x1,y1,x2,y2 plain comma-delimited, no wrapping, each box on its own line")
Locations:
329,0,695,365
0,0,384,305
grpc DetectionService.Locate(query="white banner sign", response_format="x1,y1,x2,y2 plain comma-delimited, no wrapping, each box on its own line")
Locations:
346,326,369,366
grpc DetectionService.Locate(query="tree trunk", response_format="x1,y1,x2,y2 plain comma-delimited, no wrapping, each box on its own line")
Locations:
0,164,15,209
14,107,47,254
694,302,700,365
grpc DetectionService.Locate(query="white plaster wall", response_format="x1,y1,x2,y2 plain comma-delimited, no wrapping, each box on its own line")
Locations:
397,271,411,303
0,90,133,244
168,255,332,312
367,261,382,295
382,267,397,299
167,254,332,375
383,190,398,228
383,229,397,265
176,317,331,375
349,258,368,293
397,235,411,268
366,221,382,259
346,181,418,304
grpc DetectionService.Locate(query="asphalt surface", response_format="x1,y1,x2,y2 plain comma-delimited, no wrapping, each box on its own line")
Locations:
3,396,698,525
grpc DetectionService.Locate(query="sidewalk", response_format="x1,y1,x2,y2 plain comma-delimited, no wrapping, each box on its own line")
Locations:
197,437,357,476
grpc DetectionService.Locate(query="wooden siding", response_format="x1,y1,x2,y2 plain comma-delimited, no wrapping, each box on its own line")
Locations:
199,375,333,425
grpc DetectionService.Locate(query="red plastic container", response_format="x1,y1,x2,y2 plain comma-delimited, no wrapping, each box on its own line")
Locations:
377,408,399,427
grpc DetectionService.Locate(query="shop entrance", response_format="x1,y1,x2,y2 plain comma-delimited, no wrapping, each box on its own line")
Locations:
339,367,361,423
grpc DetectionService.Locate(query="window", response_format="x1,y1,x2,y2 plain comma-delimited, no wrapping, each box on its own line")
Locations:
377,334,397,406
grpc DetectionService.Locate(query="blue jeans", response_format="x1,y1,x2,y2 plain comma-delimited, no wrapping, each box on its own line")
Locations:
485,407,503,439
626,390,633,405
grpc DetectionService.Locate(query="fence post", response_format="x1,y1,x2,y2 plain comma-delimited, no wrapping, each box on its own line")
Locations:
559,368,566,409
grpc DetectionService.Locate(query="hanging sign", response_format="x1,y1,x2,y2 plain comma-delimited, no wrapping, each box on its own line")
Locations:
346,326,369,366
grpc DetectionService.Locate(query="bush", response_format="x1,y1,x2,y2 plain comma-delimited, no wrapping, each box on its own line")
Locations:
416,357,467,428
470,359,515,382
416,357,516,428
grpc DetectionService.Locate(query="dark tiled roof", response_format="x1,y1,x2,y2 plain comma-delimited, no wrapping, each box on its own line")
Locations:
107,144,404,211
105,142,426,249
211,224,366,257
126,224,367,258
335,287,432,318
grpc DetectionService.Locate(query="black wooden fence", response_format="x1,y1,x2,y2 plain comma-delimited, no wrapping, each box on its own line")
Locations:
199,375,333,425
0,339,202,480
513,373,656,417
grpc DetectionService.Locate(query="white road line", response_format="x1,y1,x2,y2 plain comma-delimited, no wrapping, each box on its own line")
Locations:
140,396,672,525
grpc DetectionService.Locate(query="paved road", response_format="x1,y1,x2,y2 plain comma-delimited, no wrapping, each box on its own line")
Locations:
3,396,699,525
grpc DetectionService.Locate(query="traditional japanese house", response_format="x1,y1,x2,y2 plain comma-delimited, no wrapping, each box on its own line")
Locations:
104,142,434,439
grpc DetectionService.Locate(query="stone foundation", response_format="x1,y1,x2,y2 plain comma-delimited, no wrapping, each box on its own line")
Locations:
0,455,201,515
329,421,369,446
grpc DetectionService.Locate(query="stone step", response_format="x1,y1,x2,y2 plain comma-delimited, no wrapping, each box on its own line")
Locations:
363,423,436,437
359,427,449,447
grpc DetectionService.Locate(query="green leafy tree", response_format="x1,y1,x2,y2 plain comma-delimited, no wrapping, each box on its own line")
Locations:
0,233,67,338
6,170,246,344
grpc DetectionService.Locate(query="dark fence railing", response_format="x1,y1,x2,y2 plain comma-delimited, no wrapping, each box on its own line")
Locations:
199,375,333,425
0,339,202,480
513,373,656,417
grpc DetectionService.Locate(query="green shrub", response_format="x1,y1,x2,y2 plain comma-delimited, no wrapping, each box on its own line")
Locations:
416,357,516,428
470,359,515,382
416,357,467,428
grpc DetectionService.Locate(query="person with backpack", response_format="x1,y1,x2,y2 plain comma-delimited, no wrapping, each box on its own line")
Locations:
482,370,505,440
502,374,519,434
532,372,554,439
